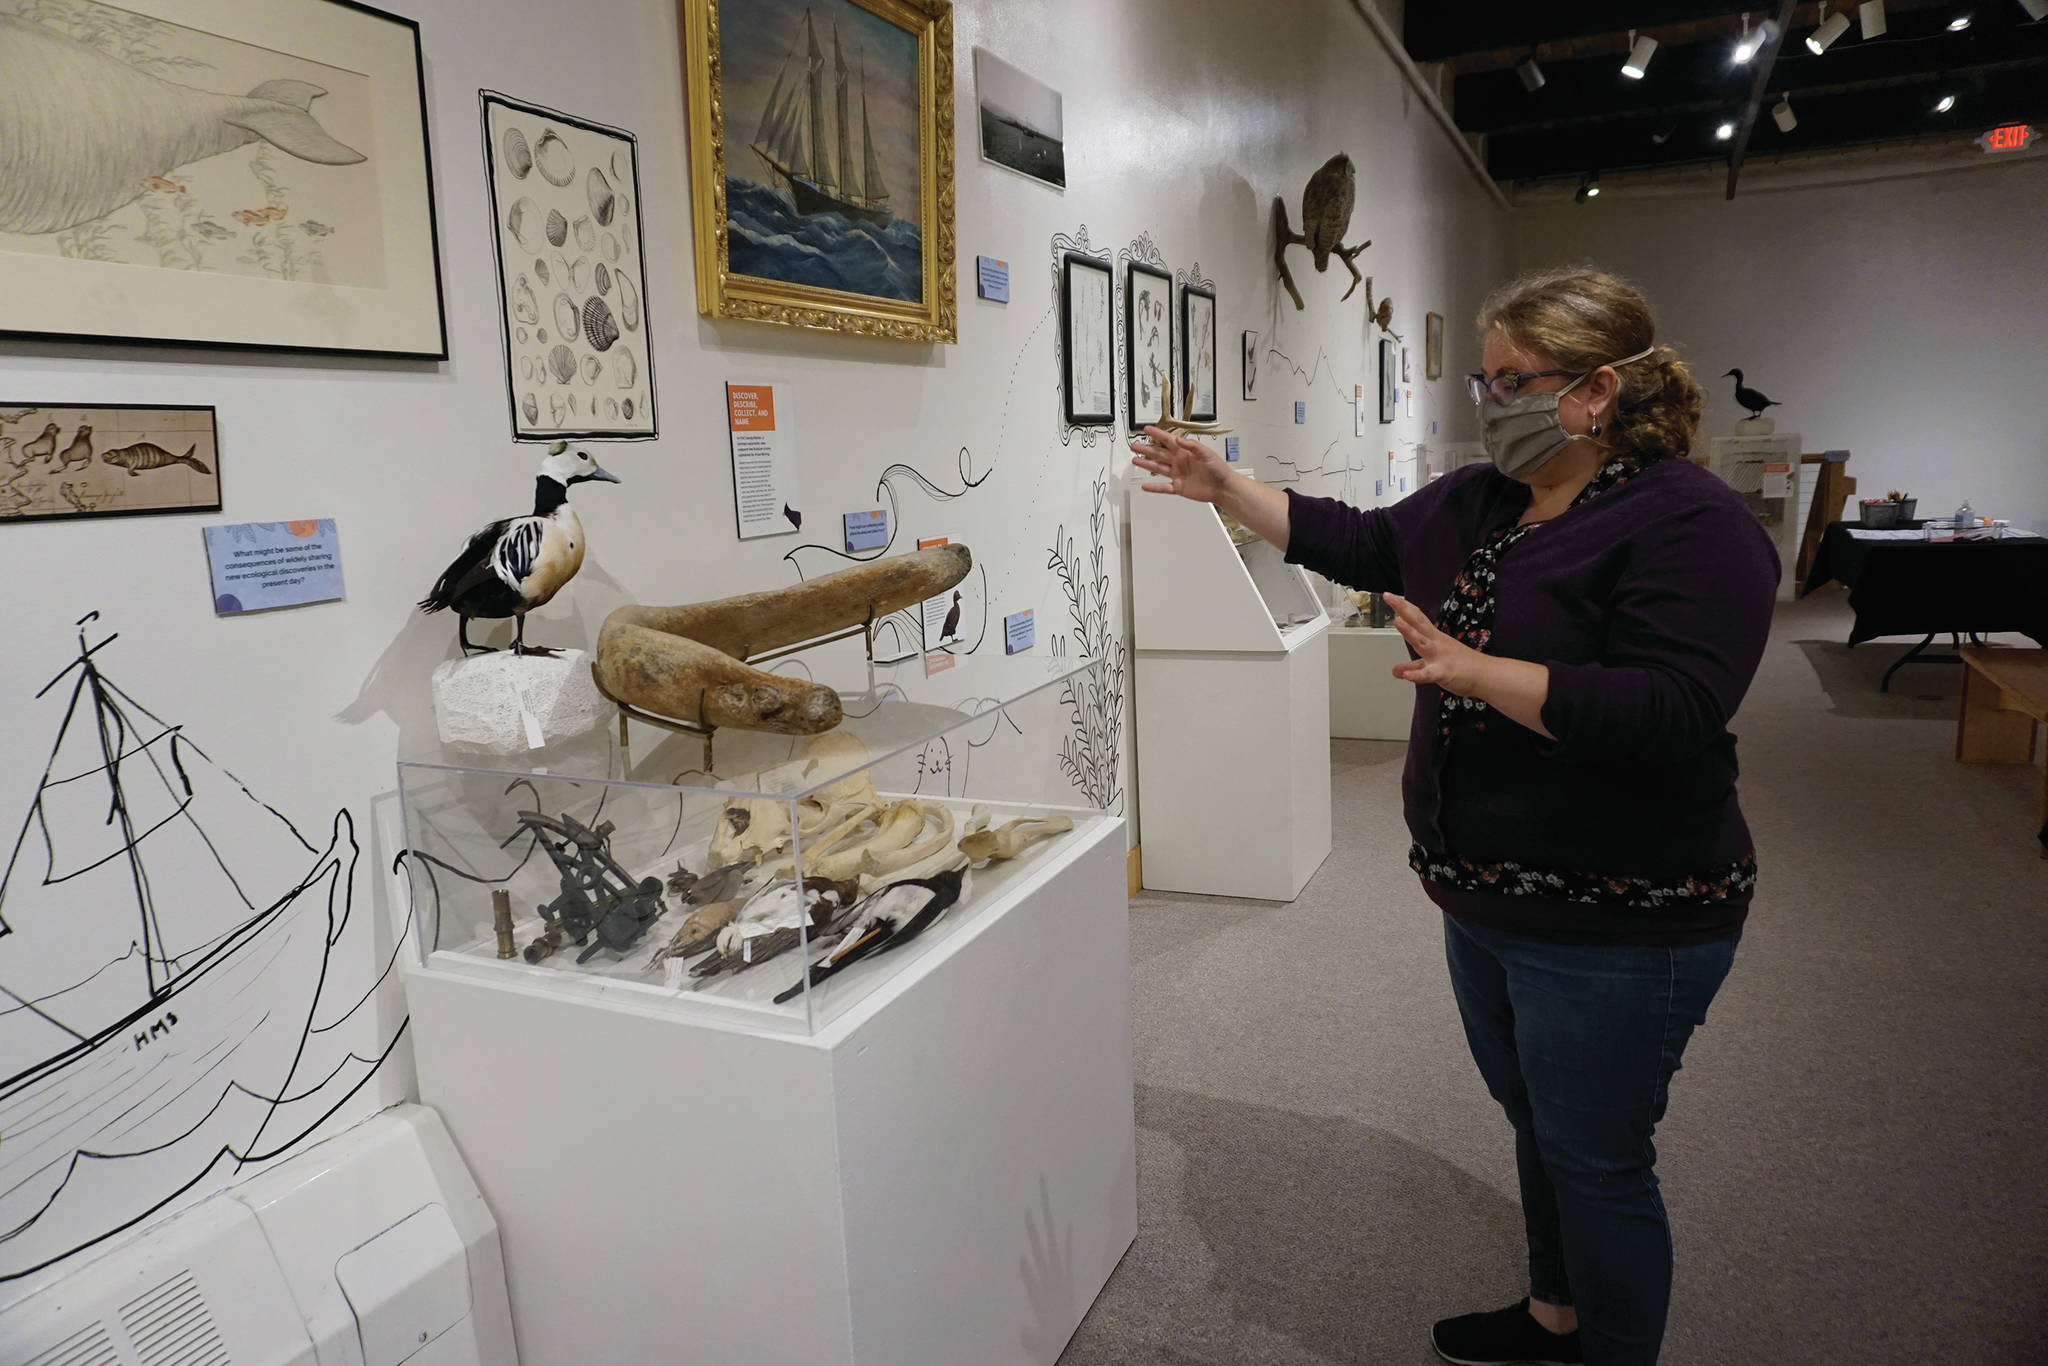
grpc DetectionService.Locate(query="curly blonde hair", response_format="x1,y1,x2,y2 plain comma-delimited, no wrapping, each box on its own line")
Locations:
1478,267,1703,464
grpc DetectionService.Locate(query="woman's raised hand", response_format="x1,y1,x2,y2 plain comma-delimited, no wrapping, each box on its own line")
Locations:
1130,427,1231,505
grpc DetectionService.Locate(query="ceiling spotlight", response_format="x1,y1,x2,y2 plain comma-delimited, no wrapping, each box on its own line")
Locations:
1935,92,1957,111
1576,172,1602,202
1622,32,1659,79
1733,19,1778,61
1806,10,1851,51
1948,13,1973,28
1517,52,1546,91
1715,120,1736,140
2020,0,2048,21
1859,0,1888,36
1650,122,1677,145
1772,95,1798,131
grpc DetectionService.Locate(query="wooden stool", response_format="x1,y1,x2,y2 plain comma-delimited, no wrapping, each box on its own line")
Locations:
1956,647,2048,854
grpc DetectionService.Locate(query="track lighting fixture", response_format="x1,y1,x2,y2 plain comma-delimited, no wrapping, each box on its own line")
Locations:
1859,0,1888,36
1650,122,1677,145
1807,9,1851,51
1772,96,1797,131
1517,51,1546,91
1734,18,1777,61
1715,120,1736,140
1622,32,1658,79
1934,92,1957,111
1576,172,1602,202
1948,13,1972,28
2020,0,2048,21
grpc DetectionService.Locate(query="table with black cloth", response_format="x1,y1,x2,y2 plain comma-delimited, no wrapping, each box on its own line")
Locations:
1801,521,2048,690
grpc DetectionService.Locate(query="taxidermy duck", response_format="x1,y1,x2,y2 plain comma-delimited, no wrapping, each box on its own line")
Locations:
1273,153,1371,312
1724,369,1781,418
772,865,971,1004
419,441,619,656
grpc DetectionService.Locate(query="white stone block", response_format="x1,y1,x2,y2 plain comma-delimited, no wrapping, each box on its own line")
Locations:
431,649,609,753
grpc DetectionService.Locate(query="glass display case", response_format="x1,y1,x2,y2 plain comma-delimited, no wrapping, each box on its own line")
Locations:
396,653,1117,1035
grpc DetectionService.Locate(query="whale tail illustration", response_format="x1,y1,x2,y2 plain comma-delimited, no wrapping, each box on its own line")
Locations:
225,82,366,166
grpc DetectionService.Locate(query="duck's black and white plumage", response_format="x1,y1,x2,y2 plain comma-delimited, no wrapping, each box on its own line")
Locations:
772,865,970,1004
1723,369,1781,418
418,443,619,655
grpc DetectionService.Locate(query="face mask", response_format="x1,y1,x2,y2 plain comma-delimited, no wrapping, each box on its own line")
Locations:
1480,346,1654,480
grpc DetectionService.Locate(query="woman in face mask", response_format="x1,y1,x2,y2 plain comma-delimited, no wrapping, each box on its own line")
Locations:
1130,267,1778,1366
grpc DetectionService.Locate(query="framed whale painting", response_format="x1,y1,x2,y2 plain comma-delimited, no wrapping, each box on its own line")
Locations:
681,0,956,344
0,0,445,358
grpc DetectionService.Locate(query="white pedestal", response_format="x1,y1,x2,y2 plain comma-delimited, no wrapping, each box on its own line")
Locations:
1328,626,1413,740
404,817,1135,1366
1136,622,1333,901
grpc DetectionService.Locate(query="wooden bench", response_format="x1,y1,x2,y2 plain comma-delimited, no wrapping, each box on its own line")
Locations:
1956,647,2048,854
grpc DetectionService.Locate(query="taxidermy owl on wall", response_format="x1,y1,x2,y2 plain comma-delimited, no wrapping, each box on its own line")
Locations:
1273,153,1371,311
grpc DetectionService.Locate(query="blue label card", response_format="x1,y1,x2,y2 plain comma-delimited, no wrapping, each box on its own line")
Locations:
205,520,345,615
976,255,1010,303
1400,477,1408,492
1223,436,1241,463
1375,480,1384,497
1294,401,1307,424
843,508,889,553
1004,608,1035,655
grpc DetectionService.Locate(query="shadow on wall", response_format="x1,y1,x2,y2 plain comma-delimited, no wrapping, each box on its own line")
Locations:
1060,1084,1522,1365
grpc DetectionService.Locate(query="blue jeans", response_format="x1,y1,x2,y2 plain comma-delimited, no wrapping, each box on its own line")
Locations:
1443,914,1739,1366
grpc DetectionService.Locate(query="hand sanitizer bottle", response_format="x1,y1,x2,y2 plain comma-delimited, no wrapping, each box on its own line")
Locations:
1954,499,1974,531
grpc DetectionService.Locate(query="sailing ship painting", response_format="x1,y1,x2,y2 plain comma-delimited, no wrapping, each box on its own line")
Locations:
0,615,405,1284
719,0,924,303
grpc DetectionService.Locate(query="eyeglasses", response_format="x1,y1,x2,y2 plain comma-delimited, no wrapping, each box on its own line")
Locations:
1466,368,1578,406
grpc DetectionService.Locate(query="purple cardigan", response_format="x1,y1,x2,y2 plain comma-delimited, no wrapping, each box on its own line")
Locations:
1286,457,1779,944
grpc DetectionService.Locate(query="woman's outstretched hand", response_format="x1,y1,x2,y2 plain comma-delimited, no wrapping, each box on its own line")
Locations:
1385,592,1488,697
1130,427,1231,504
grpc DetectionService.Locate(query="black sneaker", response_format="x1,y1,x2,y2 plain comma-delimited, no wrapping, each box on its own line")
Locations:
1431,1299,1583,1365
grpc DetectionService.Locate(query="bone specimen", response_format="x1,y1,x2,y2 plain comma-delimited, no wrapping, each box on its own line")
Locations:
1272,153,1371,312
1144,383,1231,441
593,545,972,734
858,802,956,877
958,814,1075,866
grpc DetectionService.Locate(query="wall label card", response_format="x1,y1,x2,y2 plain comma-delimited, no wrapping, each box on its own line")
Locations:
1353,383,1366,437
726,383,803,539
843,508,889,553
1223,436,1241,463
1004,608,1035,654
204,519,345,614
1294,401,1307,424
976,255,1010,302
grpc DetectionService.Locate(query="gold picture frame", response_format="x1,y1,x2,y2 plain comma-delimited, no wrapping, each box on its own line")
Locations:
681,0,956,343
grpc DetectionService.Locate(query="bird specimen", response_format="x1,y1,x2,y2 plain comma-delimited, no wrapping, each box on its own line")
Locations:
647,897,742,969
688,876,862,982
686,860,756,906
772,865,972,1004
418,441,619,656
958,813,1074,866
1272,153,1370,312
1364,277,1399,339
665,861,699,899
1723,369,1780,418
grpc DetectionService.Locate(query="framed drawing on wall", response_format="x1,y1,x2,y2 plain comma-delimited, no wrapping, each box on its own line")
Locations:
1180,283,1217,421
1125,260,1172,428
681,0,957,343
1426,311,1445,380
0,403,220,525
482,92,658,441
1061,252,1114,426
0,0,445,358
1379,337,1397,424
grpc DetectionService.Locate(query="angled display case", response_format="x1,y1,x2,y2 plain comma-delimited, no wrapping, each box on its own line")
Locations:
390,653,1136,1365
1129,480,1333,901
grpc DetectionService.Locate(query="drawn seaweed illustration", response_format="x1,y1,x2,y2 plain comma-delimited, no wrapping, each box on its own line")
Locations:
1046,474,1126,814
0,0,375,285
0,615,405,1282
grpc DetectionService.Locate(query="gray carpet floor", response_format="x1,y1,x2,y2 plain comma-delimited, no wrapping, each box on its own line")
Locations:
1060,590,2048,1366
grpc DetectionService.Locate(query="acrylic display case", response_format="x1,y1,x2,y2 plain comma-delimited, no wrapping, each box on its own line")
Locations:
1706,432,1803,599
1129,482,1334,900
390,653,1137,1365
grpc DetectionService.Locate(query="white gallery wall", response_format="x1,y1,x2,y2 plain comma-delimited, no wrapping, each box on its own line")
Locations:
1512,156,2048,534
0,0,1504,1300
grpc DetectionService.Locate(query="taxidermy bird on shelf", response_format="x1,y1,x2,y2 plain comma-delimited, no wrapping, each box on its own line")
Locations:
772,865,971,1004
1273,153,1370,311
1724,369,1781,419
418,441,619,656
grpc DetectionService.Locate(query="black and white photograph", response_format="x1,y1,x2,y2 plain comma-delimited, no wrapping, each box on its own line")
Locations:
975,47,1064,189
1061,251,1114,425
1242,329,1260,401
1126,261,1173,427
1180,283,1217,421
482,91,657,441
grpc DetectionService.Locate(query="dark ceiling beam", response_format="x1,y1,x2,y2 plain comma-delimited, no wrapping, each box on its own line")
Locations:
1403,0,1751,63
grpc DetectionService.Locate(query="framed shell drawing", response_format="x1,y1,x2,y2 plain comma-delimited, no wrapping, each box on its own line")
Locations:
481,92,658,440
0,0,445,358
681,0,957,344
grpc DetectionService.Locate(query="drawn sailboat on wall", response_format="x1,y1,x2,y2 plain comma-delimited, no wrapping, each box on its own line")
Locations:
749,8,894,226
0,616,403,1284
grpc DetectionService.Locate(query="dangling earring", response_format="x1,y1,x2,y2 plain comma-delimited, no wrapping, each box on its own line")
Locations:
1589,417,1603,437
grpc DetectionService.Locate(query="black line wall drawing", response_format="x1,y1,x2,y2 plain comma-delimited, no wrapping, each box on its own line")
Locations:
1046,475,1126,815
0,615,405,1283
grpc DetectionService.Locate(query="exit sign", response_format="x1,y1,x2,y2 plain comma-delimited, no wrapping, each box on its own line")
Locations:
1976,123,2037,153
